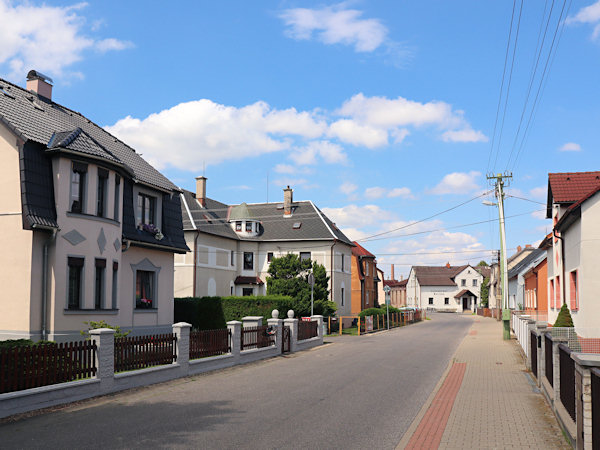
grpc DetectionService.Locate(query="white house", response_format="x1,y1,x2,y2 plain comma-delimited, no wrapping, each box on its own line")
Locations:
174,178,354,316
0,71,188,341
406,264,484,312
546,171,600,329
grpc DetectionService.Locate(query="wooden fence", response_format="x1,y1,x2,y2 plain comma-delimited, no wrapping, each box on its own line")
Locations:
298,321,318,341
241,325,275,350
189,329,230,359
114,333,177,372
0,341,97,394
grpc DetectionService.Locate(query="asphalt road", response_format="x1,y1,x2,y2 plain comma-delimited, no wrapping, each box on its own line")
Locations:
0,313,473,450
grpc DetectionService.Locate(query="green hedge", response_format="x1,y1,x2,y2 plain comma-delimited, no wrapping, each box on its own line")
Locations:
174,295,296,330
358,306,401,317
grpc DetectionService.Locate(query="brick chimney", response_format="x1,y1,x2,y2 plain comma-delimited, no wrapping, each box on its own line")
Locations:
446,262,451,268
525,244,532,248
517,245,522,252
391,264,395,280
26,70,53,100
195,176,207,207
283,186,293,216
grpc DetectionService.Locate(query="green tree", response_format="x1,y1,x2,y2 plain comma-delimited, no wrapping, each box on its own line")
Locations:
266,254,336,316
477,260,489,266
480,276,490,307
554,303,574,327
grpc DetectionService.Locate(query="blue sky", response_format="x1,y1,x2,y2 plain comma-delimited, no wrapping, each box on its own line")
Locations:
1,0,599,278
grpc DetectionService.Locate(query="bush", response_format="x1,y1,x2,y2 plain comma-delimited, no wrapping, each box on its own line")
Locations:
80,320,131,339
358,306,401,317
0,339,35,349
174,297,228,330
554,304,574,327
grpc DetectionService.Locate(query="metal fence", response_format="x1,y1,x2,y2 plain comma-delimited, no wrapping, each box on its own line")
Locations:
114,333,177,372
547,327,600,354
559,343,576,422
298,320,318,341
189,329,230,360
241,325,275,350
530,330,538,379
592,368,600,450
0,341,97,394
545,333,553,387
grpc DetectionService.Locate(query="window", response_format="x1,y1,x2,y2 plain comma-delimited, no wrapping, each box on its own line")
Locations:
267,252,274,263
243,252,253,270
365,261,369,274
136,193,156,225
242,287,253,296
570,270,578,311
114,175,120,221
230,286,234,295
341,254,345,272
230,250,235,266
245,221,252,232
235,221,242,232
300,252,311,262
94,259,106,309
96,168,108,217
366,291,370,305
444,297,449,305
341,287,345,306
461,279,466,286
67,257,84,309
111,262,118,309
556,276,561,304
70,162,87,213
136,271,155,308
472,279,478,287
429,298,434,305
255,222,260,232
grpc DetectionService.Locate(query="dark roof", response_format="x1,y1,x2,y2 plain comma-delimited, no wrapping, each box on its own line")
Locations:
384,279,407,288
412,265,470,286
547,171,600,218
474,266,491,279
507,248,546,279
0,77,176,191
234,276,264,285
454,289,477,298
180,191,353,245
352,241,376,258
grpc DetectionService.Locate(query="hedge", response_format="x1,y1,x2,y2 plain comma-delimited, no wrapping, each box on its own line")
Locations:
358,306,401,317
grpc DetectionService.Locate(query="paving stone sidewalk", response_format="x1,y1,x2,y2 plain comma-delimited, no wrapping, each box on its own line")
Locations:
401,316,570,449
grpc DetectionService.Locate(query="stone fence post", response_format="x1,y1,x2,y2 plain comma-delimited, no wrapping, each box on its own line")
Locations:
267,309,283,355
571,354,600,450
552,335,569,405
242,316,263,329
227,321,242,359
526,319,536,370
535,323,548,387
311,315,324,343
89,328,115,393
173,322,191,376
284,310,298,353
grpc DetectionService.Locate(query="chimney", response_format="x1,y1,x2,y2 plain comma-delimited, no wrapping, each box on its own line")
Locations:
525,244,532,248
446,262,451,268
391,264,395,281
283,185,293,215
26,70,53,101
517,245,522,252
400,275,403,281
195,176,207,207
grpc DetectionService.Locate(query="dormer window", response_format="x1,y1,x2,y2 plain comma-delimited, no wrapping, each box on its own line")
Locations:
137,193,156,225
245,221,252,232
70,162,87,214
235,221,242,232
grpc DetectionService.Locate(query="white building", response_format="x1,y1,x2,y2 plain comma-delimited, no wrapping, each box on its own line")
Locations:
174,179,354,316
406,264,484,312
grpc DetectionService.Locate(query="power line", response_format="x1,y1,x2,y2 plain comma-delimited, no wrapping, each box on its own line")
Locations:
505,194,546,205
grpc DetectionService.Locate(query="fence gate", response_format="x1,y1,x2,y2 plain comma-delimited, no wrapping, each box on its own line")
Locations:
282,326,291,353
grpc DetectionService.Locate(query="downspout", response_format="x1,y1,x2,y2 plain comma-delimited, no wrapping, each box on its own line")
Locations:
193,231,200,297
41,228,57,341
553,229,566,306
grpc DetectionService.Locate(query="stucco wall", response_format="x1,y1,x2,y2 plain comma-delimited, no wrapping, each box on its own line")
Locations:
577,194,600,329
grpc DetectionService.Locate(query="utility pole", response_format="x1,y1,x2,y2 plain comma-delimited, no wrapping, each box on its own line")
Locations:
486,172,512,340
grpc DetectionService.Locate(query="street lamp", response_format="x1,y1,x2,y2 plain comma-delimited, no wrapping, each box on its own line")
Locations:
383,285,391,330
308,271,315,316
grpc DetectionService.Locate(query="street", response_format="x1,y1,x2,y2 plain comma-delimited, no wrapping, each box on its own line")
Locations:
1,313,473,450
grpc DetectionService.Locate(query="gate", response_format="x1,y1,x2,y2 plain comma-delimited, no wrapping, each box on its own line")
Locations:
282,326,290,353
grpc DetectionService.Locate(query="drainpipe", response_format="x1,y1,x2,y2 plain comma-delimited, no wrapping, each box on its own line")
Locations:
553,229,566,306
193,231,200,297
41,228,57,341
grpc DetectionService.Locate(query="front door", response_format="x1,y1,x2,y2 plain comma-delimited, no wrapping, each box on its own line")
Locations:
462,297,468,310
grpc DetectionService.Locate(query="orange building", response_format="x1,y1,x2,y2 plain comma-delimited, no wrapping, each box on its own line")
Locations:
523,254,548,315
350,242,378,314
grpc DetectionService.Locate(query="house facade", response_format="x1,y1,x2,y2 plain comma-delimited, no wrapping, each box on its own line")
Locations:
507,248,546,312
406,264,483,312
383,278,407,308
350,242,378,314
523,254,548,316
0,72,187,341
174,179,354,316
546,171,600,329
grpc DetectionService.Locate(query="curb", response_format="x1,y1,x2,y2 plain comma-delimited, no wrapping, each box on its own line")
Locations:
395,316,475,449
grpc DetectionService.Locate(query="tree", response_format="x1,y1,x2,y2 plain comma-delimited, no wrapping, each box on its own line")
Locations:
554,303,574,327
477,260,489,267
480,276,490,307
266,254,336,316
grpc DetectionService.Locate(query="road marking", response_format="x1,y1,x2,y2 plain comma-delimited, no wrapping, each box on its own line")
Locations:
403,362,466,449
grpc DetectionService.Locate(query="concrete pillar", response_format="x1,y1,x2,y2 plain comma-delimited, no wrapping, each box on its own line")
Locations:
571,354,600,450
526,319,536,370
311,315,324,341
242,316,263,329
227,321,242,358
89,328,115,393
536,323,548,387
173,322,191,376
267,318,283,354
284,310,298,353
552,336,569,405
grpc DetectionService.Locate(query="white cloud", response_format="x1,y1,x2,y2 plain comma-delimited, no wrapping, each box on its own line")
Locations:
441,129,488,143
339,182,358,195
529,186,546,199
559,142,581,152
430,171,481,195
531,210,547,220
365,186,387,199
388,187,413,199
321,204,397,229
289,140,348,165
567,1,600,40
279,4,388,52
0,1,132,79
274,164,296,174
328,119,388,148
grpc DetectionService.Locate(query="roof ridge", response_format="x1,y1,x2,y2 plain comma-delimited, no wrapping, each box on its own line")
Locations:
309,200,337,241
